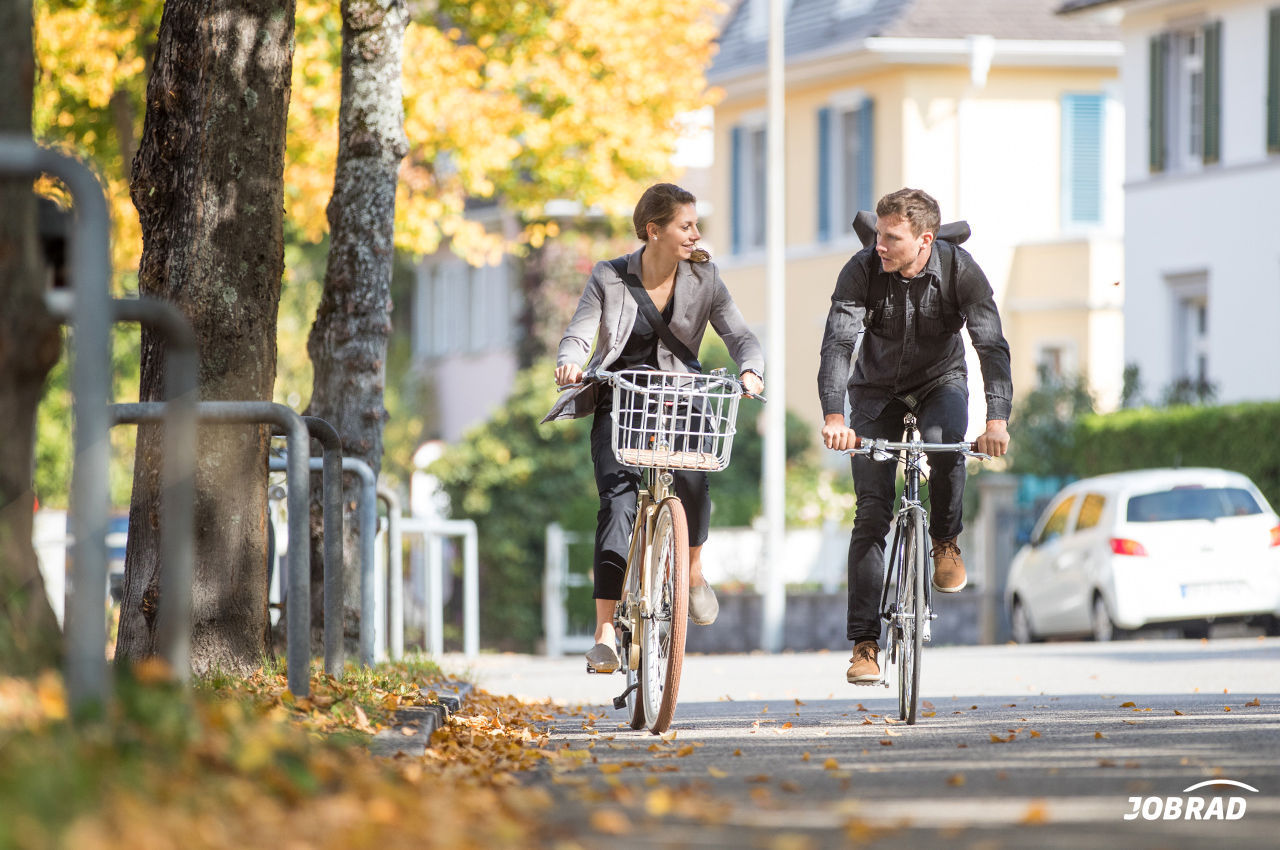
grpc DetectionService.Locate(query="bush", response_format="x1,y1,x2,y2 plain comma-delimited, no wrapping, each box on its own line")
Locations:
1071,401,1280,509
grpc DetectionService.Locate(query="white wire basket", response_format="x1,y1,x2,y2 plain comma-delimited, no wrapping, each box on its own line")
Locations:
608,369,742,472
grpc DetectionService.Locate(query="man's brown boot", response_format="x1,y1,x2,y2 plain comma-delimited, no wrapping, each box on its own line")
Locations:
931,536,967,593
846,640,881,684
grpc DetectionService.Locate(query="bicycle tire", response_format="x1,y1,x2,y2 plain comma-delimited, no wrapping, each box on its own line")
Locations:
619,536,647,730
896,519,914,722
642,497,689,734
902,510,926,724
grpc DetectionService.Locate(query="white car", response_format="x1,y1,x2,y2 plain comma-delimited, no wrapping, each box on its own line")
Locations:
1005,468,1280,642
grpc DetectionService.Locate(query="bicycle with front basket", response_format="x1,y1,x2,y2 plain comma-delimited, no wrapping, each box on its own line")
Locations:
561,366,761,733
842,412,988,724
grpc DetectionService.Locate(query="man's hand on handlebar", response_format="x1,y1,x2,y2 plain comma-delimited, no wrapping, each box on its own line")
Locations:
555,364,584,387
741,371,764,398
974,419,1010,458
822,413,858,451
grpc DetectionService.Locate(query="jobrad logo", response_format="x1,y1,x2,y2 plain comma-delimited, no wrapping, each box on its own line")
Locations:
1123,780,1258,821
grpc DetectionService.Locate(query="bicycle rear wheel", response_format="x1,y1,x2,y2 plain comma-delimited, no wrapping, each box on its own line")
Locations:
618,543,647,730
641,497,689,734
898,510,926,724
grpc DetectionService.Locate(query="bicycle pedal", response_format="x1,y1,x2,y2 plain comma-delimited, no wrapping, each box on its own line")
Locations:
586,663,619,675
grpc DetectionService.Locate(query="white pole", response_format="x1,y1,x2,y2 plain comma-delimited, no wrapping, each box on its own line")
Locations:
462,520,479,658
760,0,788,652
427,533,444,657
543,523,563,657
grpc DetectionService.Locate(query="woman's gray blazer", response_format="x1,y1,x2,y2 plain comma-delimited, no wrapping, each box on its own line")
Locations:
542,246,765,423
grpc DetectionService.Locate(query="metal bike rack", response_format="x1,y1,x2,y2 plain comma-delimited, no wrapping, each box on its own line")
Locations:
44,294,201,680
112,402,313,697
376,485,404,661
299,417,344,675
0,136,113,709
399,517,479,658
269,455,378,667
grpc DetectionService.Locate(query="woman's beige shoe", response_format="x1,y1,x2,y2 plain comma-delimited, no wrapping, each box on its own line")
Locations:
688,584,719,625
585,642,620,674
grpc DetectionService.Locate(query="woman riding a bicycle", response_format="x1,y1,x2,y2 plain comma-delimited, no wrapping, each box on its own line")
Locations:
542,183,764,674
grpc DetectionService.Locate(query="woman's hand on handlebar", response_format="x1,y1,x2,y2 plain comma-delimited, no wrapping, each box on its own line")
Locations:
822,413,858,451
741,371,764,398
555,363,584,387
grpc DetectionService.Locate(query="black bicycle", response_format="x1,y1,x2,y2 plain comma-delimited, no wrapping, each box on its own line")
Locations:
843,412,988,723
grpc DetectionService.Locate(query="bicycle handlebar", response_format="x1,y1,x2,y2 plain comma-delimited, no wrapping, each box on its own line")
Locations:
841,437,990,460
556,368,768,403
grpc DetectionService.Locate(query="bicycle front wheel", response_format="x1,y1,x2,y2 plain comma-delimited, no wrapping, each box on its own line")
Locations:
641,497,689,734
898,510,925,723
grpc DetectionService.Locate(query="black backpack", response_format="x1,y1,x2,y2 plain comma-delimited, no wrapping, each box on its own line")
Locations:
850,210,969,334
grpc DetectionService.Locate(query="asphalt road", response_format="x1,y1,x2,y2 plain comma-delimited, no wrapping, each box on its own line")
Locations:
450,638,1280,848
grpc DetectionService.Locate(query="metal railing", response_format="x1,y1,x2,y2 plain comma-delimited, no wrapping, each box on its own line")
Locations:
1,135,114,708
376,485,404,661
543,522,595,657
112,402,313,697
268,455,378,666
399,517,479,658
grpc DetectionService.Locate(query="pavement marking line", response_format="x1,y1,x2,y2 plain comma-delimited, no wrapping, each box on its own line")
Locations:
721,796,1280,829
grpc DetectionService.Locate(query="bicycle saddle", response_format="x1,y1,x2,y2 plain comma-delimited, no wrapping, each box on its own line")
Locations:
851,210,971,250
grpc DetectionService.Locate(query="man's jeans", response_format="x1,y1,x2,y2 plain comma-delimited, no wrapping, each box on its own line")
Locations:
846,380,968,644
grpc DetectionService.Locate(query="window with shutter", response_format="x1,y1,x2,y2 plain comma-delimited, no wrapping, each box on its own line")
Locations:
1268,8,1280,153
857,100,874,214
822,98,874,238
1149,35,1167,172
1062,94,1105,226
817,108,831,242
1202,21,1221,165
730,123,767,253
731,126,742,254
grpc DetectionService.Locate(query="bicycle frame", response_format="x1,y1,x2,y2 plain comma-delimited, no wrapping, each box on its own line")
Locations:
870,417,934,688
618,468,675,673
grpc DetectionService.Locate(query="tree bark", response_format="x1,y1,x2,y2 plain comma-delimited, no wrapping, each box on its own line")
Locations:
0,0,64,674
305,0,408,638
121,0,296,674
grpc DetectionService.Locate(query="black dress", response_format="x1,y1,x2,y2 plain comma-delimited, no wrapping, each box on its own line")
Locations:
589,289,711,600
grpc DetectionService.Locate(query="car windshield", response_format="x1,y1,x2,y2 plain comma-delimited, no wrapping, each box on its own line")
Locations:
1125,487,1262,523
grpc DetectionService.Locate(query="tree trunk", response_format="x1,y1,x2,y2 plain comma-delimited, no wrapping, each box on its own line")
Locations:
121,0,296,674
305,0,408,642
0,0,64,674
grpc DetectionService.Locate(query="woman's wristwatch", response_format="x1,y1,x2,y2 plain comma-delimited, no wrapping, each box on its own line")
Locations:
741,368,763,385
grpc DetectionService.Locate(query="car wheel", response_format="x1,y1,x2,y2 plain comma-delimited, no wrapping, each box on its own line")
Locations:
1091,595,1119,642
1180,621,1210,640
1011,598,1038,644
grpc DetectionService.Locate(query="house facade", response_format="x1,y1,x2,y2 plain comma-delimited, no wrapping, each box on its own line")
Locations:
707,0,1128,429
1063,0,1280,404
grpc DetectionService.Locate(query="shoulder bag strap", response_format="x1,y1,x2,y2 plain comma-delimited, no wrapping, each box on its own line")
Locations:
863,251,889,329
609,257,702,373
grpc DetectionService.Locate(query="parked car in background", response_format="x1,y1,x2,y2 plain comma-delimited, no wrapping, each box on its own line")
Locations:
1005,469,1280,642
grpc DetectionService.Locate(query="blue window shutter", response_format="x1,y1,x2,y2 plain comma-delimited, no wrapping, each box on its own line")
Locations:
817,108,831,242
857,99,875,214
731,126,743,255
1063,94,1105,225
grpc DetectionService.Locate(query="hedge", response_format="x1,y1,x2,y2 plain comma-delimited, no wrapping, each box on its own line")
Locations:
1071,401,1280,509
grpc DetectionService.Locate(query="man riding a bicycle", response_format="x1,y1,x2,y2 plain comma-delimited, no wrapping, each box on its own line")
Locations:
817,188,1013,685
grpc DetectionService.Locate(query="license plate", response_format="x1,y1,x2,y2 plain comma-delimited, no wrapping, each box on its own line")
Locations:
1180,581,1249,599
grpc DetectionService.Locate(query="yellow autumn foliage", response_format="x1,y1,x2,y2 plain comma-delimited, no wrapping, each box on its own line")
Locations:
34,0,723,272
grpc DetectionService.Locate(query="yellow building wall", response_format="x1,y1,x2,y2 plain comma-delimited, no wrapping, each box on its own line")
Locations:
709,59,1121,429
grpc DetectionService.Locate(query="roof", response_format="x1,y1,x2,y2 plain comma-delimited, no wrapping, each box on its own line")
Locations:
1060,468,1262,494
1056,0,1126,13
710,0,1120,80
